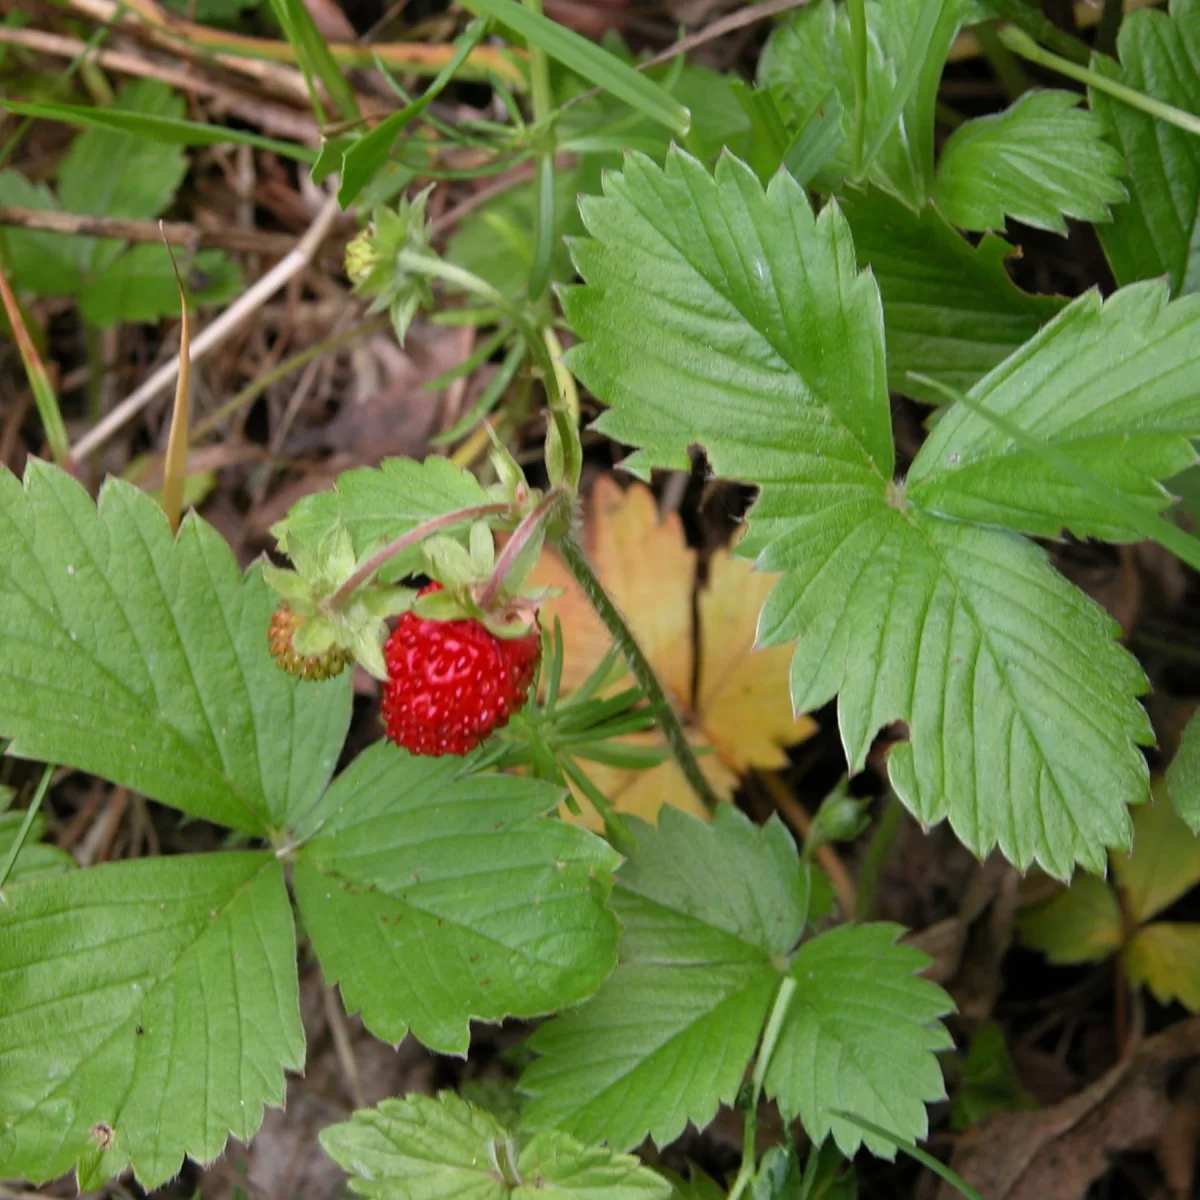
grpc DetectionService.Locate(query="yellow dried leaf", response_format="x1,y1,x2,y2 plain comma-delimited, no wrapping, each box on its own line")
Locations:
529,477,816,829
698,550,816,773
1124,923,1200,1011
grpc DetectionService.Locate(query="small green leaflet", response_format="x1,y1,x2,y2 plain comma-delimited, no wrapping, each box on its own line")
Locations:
0,169,87,296
562,148,1185,876
522,805,810,1150
1169,709,1200,831
292,743,620,1054
0,462,352,835
0,852,303,1189
321,1092,672,1200
765,926,951,1157
1090,0,1200,296
839,186,1065,403
277,455,493,565
521,805,951,1155
758,0,967,208
78,244,243,328
932,90,1128,235
1016,873,1123,964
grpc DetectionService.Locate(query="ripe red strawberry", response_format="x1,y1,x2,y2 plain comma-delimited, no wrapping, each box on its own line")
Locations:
381,583,541,756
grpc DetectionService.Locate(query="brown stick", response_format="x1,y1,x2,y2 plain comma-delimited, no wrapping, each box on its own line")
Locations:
0,24,319,141
0,205,304,257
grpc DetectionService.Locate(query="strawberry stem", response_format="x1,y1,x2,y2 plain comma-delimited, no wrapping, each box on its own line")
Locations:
329,502,511,609
478,487,565,610
558,534,722,814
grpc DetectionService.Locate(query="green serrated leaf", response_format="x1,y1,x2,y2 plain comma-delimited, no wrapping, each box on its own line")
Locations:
932,90,1128,235
1169,709,1200,832
1112,784,1200,924
278,455,493,565
0,169,85,296
78,245,243,327
908,282,1200,541
839,186,1065,403
1090,0,1200,296
0,852,303,1188
522,805,808,1150
1124,922,1200,1010
321,1092,673,1200
293,743,619,1055
57,80,188,235
0,805,75,883
564,148,1156,877
764,924,953,1159
0,462,351,835
1016,873,1123,964
758,0,967,207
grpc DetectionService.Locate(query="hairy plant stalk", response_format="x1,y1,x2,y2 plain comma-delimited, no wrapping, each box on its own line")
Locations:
558,535,723,813
330,503,511,608
478,488,565,609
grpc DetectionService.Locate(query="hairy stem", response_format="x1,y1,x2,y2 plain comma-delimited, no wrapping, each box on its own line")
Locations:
0,763,55,892
558,535,722,813
329,503,510,608
478,488,565,609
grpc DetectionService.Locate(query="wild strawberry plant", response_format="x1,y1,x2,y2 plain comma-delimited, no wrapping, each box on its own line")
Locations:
2,0,1200,1196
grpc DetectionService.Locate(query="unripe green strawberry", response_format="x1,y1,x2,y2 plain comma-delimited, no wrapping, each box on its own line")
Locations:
268,605,350,681
381,584,540,756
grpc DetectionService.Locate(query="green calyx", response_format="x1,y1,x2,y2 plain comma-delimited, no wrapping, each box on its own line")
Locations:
345,188,436,344
264,520,413,680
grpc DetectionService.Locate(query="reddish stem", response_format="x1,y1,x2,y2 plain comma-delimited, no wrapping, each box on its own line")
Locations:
329,503,510,609
477,488,564,609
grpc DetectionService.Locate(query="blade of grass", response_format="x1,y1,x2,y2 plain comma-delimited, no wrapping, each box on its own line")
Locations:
0,254,69,465
339,17,492,207
0,99,317,162
0,763,56,893
159,234,191,533
826,1111,986,1200
998,27,1200,137
523,0,556,301
459,0,691,135
269,0,360,124
909,372,1200,572
855,0,953,180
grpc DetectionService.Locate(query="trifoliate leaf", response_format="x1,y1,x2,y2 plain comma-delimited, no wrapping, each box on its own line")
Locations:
78,244,243,328
764,924,953,1158
840,186,1065,404
758,0,967,207
1124,923,1200,1010
528,477,815,828
0,169,86,296
521,805,809,1150
277,455,493,568
0,801,75,883
0,852,303,1188
1112,784,1200,924
1016,874,1123,965
292,743,620,1055
908,282,1200,541
1090,0,1200,296
0,462,351,835
1169,709,1200,832
932,90,1128,235
564,148,1156,877
321,1092,673,1200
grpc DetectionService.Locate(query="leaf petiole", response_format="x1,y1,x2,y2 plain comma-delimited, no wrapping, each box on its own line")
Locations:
0,763,55,893
998,26,1200,137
